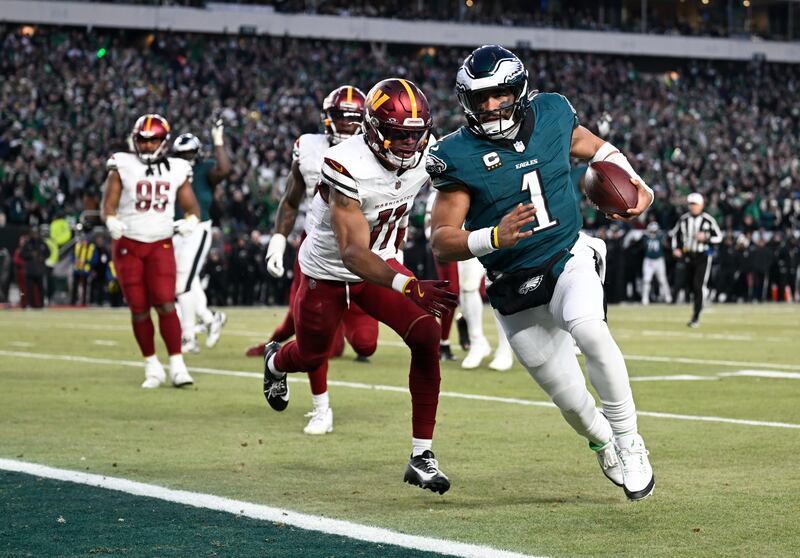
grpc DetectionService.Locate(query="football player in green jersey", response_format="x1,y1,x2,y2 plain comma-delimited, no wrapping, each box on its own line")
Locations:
428,45,655,501
172,119,231,353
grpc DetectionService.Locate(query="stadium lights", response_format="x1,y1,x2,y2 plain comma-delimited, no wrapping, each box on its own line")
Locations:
465,0,474,7
20,25,35,36
743,0,750,6
701,0,710,5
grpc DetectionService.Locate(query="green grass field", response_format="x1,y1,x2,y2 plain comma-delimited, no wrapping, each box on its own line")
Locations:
1,304,799,557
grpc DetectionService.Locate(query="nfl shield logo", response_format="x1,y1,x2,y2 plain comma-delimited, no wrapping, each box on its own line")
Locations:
514,141,525,153
308,279,317,290
395,180,402,190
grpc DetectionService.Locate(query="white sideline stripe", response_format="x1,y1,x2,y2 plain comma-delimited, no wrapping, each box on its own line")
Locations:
1,350,799,430
0,459,540,558
720,370,800,380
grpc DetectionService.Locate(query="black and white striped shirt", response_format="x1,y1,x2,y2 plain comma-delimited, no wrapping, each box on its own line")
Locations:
670,212,723,254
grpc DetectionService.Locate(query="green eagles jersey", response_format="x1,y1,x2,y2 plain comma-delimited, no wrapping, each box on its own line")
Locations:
643,231,666,259
427,92,581,275
176,158,215,221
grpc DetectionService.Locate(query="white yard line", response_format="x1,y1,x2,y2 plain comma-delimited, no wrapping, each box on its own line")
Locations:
719,370,800,380
629,374,717,382
0,458,540,558
622,354,800,371
1,350,799,430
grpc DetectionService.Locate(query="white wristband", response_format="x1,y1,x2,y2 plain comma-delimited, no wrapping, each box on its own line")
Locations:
392,273,413,293
467,227,498,257
591,142,654,202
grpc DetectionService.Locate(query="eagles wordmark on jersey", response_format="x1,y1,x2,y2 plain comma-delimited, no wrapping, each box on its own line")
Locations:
427,92,581,277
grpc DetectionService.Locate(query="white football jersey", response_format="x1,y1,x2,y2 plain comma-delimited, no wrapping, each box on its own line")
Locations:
299,135,428,282
107,152,193,243
292,133,331,234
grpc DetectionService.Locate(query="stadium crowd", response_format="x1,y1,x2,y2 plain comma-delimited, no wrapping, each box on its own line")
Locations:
55,0,798,40
1,25,799,307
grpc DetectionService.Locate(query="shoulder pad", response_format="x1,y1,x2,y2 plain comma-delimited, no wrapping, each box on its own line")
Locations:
320,156,358,200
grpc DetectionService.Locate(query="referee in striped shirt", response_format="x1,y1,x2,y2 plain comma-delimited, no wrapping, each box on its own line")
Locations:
670,193,723,327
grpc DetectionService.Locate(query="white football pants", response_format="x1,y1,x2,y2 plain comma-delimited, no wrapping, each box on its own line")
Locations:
642,257,671,303
174,220,214,339
494,233,638,443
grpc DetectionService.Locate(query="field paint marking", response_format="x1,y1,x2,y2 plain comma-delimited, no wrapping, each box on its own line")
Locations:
622,354,800,371
92,340,119,347
2,350,799,430
629,375,717,382
0,459,540,558
9,341,33,347
720,370,800,380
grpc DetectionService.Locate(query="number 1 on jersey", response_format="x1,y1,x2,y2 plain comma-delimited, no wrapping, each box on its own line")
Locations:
521,169,558,233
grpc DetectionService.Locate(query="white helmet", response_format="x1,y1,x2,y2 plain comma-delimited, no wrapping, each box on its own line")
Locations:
172,133,202,162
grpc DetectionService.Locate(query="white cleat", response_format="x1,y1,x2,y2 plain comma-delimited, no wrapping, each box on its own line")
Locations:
141,359,166,389
169,358,194,388
181,336,200,354
461,337,491,369
303,407,333,435
206,311,227,348
615,433,655,501
592,440,624,487
488,350,513,371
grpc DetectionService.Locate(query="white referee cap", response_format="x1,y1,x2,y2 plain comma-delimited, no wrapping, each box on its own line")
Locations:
687,192,704,205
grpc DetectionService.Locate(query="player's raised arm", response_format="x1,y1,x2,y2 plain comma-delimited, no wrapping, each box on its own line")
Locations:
430,186,537,262
570,124,653,221
207,118,232,186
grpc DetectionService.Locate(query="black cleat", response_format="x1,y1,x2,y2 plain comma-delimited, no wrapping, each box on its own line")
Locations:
262,341,289,411
354,354,370,363
439,344,457,361
456,314,470,351
403,450,450,495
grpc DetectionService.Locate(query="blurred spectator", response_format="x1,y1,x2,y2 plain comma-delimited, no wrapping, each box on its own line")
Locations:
19,227,49,308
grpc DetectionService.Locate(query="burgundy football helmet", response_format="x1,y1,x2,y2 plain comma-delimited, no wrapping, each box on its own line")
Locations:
322,85,366,145
131,114,171,163
363,78,432,170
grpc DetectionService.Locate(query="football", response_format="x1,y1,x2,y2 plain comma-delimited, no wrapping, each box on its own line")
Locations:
584,161,639,215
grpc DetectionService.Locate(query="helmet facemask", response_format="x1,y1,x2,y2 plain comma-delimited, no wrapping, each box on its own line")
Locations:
325,107,364,145
457,82,528,140
373,123,430,170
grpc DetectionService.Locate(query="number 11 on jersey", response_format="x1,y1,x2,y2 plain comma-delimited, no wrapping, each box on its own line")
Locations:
521,169,558,233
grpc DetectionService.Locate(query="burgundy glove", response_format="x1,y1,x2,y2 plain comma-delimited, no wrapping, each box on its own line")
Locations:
402,279,458,319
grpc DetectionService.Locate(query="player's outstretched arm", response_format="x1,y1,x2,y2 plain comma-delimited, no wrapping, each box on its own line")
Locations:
571,125,653,221
431,187,536,261
207,118,232,186
330,188,400,289
330,188,457,318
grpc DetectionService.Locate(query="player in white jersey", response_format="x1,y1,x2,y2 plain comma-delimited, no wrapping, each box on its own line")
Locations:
247,86,378,435
424,190,514,370
101,114,201,389
261,79,457,494
171,119,232,354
